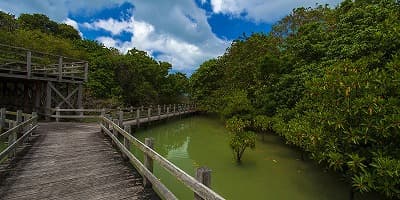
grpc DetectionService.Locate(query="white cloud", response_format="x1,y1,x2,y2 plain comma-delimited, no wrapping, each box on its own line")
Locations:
0,0,230,73
0,0,344,73
63,18,83,37
209,0,343,22
83,18,132,36
90,15,228,73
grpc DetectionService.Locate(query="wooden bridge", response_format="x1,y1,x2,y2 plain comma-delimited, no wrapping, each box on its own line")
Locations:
0,44,87,118
0,107,225,200
0,44,225,200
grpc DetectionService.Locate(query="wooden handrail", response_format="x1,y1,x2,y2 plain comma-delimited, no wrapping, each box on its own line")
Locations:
0,125,37,161
51,108,105,112
0,109,38,163
0,43,88,82
100,124,178,200
50,104,197,122
0,43,86,62
0,116,37,140
101,116,225,200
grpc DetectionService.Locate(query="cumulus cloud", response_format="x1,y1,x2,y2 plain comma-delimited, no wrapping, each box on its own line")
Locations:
208,0,343,22
0,0,230,73
82,18,131,36
87,14,228,72
63,18,83,37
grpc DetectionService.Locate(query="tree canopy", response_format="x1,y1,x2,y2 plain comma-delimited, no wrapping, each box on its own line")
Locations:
190,0,400,198
0,11,189,107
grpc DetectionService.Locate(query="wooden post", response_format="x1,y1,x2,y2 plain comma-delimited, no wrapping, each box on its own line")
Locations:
58,56,63,81
45,82,52,121
84,62,88,82
123,125,131,160
112,119,119,145
163,105,166,113
0,108,5,133
147,107,151,121
55,107,60,122
27,51,32,78
158,105,161,119
16,110,22,137
167,106,170,116
136,109,140,128
105,114,110,130
100,109,106,133
8,121,16,159
34,83,41,112
144,138,154,188
194,167,212,200
77,84,83,116
174,104,176,114
31,112,37,137
118,110,124,127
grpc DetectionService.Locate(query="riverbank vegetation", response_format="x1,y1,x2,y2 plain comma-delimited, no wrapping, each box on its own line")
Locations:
0,12,189,107
190,0,400,198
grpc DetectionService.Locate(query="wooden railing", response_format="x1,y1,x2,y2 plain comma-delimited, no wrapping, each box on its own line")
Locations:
0,108,38,163
50,108,106,121
50,104,197,123
100,116,225,200
0,43,88,82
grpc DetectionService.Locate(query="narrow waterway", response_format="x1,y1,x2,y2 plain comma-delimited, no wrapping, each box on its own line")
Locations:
132,116,352,200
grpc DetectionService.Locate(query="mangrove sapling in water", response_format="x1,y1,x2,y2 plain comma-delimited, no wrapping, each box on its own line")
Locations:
226,117,256,163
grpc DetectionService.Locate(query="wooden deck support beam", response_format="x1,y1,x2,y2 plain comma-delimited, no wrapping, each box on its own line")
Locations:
26,51,32,79
45,81,52,120
0,108,5,133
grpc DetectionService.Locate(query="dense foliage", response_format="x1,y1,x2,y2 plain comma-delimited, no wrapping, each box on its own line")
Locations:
190,0,400,198
0,12,188,107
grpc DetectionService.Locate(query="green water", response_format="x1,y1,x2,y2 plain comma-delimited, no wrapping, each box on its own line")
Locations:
133,116,352,200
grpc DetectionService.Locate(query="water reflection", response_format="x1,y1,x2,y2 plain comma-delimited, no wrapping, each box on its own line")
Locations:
135,116,353,200
166,136,190,160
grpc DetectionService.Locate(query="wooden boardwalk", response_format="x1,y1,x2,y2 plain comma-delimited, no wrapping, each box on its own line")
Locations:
0,122,159,200
123,110,194,126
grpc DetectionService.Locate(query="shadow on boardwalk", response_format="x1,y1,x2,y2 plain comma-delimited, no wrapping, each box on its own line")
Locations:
0,122,159,200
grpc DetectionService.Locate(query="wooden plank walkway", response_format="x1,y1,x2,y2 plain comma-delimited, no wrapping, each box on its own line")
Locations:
123,110,194,126
0,122,159,200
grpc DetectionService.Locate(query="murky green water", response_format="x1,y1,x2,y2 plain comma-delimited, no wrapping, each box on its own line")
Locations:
132,116,351,200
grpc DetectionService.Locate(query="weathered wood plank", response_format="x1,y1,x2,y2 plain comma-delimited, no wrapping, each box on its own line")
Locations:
0,122,159,200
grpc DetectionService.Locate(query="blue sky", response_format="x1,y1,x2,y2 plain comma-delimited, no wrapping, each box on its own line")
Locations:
0,0,341,74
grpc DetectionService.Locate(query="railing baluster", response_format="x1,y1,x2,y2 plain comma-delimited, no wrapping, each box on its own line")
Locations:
58,56,63,81
27,51,32,78
195,167,212,200
144,138,154,188
0,108,6,133
158,105,161,120
123,125,131,160
118,110,124,127
147,107,151,121
56,107,60,122
8,121,16,159
136,109,140,128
